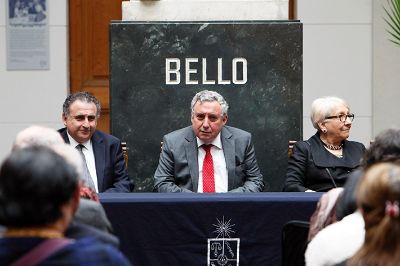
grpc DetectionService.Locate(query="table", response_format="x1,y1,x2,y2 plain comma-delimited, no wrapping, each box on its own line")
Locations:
100,193,321,266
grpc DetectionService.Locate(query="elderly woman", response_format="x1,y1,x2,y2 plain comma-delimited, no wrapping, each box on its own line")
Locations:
283,96,365,192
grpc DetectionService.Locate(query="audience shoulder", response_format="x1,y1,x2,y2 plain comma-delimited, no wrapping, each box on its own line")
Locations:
67,237,130,265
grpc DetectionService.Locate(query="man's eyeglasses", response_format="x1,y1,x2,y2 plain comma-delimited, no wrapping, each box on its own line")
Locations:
325,113,355,122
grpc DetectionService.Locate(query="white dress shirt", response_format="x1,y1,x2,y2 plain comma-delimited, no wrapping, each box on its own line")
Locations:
196,133,228,193
67,132,99,192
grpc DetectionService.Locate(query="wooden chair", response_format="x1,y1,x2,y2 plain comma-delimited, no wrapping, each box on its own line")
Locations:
121,142,128,169
288,140,297,158
282,220,310,266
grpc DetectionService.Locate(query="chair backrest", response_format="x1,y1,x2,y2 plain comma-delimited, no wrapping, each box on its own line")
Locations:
121,142,128,169
288,140,297,158
282,220,310,266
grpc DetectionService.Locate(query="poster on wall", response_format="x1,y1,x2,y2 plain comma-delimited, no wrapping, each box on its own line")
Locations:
6,0,49,70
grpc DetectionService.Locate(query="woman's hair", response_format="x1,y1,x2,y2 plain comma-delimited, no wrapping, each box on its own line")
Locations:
348,163,400,266
361,128,400,169
0,146,79,227
310,96,349,130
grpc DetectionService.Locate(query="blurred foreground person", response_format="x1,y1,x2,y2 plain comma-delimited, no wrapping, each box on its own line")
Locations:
306,128,400,266
337,163,400,266
13,125,117,244
0,146,131,265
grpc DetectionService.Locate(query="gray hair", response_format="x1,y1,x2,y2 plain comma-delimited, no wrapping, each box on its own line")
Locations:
310,96,350,130
13,125,64,150
12,125,84,181
51,144,85,182
62,91,101,118
190,90,229,116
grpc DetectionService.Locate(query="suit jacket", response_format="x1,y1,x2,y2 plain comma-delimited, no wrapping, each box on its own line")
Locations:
59,128,133,192
283,133,366,192
154,126,264,192
66,221,120,248
74,198,113,233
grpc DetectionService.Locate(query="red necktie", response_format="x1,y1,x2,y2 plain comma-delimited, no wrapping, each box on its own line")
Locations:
202,144,215,193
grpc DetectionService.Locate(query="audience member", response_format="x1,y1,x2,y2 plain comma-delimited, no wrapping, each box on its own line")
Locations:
284,96,365,192
306,210,364,266
13,125,116,241
59,91,133,192
0,146,131,265
154,90,264,192
336,128,400,219
336,163,400,266
51,143,114,235
13,124,64,150
305,128,400,266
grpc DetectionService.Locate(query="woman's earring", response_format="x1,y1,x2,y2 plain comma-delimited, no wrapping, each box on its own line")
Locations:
322,129,327,133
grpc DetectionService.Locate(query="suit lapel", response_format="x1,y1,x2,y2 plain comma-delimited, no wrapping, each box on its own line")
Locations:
221,127,235,190
309,134,360,168
184,128,199,191
91,131,105,192
60,128,70,144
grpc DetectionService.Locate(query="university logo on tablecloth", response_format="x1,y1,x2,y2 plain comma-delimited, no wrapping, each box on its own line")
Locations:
208,217,240,266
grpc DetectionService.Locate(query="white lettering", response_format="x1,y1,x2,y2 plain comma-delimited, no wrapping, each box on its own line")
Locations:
165,57,247,85
202,58,216,85
185,58,198,85
232,57,247,84
217,58,231,85
165,58,180,85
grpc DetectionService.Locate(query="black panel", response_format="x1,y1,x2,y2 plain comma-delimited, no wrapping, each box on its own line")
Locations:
110,21,303,191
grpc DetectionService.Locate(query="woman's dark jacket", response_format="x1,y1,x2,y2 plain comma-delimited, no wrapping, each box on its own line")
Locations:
283,133,366,192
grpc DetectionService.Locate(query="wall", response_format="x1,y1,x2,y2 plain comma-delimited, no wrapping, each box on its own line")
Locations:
0,0,67,161
0,0,398,164
297,0,372,145
123,0,373,146
373,0,400,136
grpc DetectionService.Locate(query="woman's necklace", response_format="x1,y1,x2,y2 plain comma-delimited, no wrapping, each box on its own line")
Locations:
4,228,63,238
321,141,343,151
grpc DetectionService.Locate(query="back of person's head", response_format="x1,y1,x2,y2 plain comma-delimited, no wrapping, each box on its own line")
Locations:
51,143,85,181
361,128,400,169
52,144,99,201
0,146,79,227
349,163,400,266
12,125,64,150
12,125,98,202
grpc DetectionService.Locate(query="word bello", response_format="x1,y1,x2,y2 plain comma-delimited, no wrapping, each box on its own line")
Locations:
165,58,247,85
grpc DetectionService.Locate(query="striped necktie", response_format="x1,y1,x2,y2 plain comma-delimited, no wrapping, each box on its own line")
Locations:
75,144,96,191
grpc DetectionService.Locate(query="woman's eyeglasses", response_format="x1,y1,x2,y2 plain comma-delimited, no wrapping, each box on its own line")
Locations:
325,113,355,122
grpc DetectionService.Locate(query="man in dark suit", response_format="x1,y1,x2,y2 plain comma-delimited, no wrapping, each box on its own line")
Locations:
154,90,264,192
60,91,133,192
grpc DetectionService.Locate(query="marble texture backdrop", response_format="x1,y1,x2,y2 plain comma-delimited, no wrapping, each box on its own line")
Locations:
110,21,302,191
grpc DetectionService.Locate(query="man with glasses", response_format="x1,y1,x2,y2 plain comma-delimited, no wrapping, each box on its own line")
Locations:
154,90,265,193
283,96,366,192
